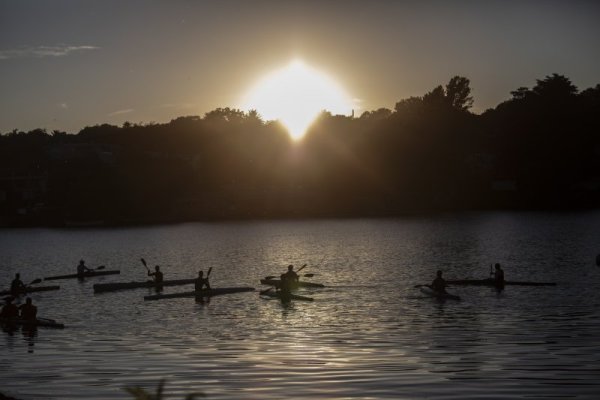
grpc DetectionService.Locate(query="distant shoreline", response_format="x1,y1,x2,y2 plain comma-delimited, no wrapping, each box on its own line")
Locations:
2,206,600,229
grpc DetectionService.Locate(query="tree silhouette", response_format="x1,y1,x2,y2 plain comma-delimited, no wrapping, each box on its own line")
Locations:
445,76,474,111
1,73,599,226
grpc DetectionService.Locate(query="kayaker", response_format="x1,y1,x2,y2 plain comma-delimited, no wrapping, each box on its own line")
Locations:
148,265,164,284
0,297,19,318
282,265,299,286
19,297,37,321
77,260,92,276
493,263,505,288
10,273,26,296
276,265,298,295
195,270,211,291
276,273,293,303
431,270,447,293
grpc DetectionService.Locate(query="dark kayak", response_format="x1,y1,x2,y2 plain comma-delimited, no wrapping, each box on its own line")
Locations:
260,290,314,302
260,278,325,289
419,286,461,301
0,317,65,329
0,285,60,296
44,270,120,281
144,287,255,300
94,278,196,293
446,279,556,286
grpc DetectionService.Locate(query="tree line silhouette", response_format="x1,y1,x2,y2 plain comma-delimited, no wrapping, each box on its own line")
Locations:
1,73,599,226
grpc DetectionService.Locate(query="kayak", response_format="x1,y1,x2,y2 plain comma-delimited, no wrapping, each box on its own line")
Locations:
260,290,314,302
419,286,461,301
260,278,325,289
446,279,556,286
0,285,60,296
144,287,255,301
0,317,65,329
94,278,196,293
44,270,120,281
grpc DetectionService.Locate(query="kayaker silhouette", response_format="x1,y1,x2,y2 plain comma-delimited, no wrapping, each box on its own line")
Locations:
10,273,26,296
19,297,38,321
0,296,19,318
77,260,92,276
195,270,211,291
494,263,505,289
148,265,164,284
431,270,447,293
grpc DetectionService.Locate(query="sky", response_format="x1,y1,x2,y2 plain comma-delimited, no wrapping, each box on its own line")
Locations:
1,0,599,133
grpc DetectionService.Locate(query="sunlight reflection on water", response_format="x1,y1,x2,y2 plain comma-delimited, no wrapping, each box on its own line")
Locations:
1,212,600,399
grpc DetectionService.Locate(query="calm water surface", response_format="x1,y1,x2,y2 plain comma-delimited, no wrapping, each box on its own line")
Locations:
1,212,600,399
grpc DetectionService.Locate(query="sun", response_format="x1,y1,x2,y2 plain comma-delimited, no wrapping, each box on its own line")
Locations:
241,60,353,140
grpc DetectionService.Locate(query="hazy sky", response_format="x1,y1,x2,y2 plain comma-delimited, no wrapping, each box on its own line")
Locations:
1,0,599,133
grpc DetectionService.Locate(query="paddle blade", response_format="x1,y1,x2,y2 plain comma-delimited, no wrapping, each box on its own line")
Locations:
260,287,274,295
297,264,308,273
264,276,276,280
140,258,147,267
303,273,314,278
96,265,105,270
29,278,42,285
207,267,212,277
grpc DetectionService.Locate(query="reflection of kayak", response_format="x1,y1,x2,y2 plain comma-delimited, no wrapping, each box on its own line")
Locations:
144,287,255,300
0,317,65,329
44,270,120,281
260,290,314,302
419,286,461,301
260,279,325,289
447,279,555,286
0,285,60,296
94,278,196,293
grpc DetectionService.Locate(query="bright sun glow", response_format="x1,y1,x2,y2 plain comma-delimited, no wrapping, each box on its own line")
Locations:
241,60,353,139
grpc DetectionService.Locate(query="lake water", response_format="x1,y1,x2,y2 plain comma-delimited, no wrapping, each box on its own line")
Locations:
1,212,600,399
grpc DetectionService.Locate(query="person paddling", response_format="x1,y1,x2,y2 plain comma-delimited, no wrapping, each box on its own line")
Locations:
493,263,505,289
275,265,299,301
0,297,19,319
282,265,299,288
431,270,447,294
77,260,92,277
195,270,211,292
10,273,26,296
148,265,164,284
19,297,37,321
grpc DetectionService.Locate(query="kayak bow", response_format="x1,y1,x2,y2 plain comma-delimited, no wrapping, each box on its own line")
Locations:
260,278,325,289
44,270,120,281
0,285,60,296
144,287,255,300
94,278,197,293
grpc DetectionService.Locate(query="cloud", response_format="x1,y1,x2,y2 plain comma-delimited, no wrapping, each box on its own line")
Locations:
0,45,99,60
108,109,134,116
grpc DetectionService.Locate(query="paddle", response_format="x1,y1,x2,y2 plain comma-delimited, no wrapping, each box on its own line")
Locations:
264,273,314,280
207,267,212,277
140,258,150,273
94,266,105,270
596,254,600,267
27,279,42,286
